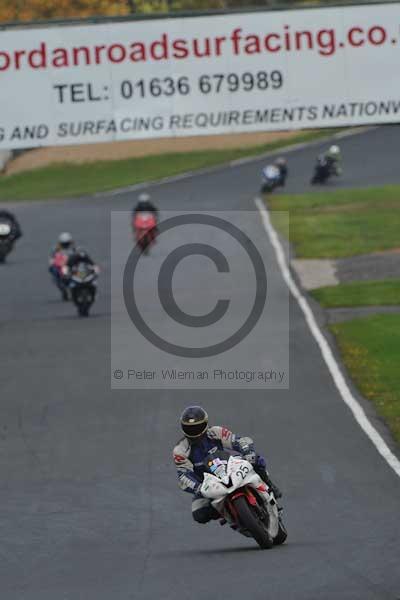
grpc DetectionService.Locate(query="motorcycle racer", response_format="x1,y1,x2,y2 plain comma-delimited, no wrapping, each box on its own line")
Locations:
324,144,342,175
133,192,158,222
274,157,288,186
48,233,77,299
173,406,282,525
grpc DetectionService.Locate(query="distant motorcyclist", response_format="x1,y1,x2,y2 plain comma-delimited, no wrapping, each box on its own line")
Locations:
64,247,98,293
133,192,158,221
132,193,158,250
324,144,342,175
48,233,76,297
173,406,282,525
261,163,281,194
274,157,288,186
0,209,22,241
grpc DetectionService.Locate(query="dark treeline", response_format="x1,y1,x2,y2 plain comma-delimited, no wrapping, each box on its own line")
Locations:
0,0,331,24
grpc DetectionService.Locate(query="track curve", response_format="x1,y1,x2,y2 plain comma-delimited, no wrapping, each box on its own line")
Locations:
1,125,400,600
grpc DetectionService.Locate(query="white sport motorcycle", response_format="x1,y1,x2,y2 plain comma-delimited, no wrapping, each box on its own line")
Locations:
200,451,287,549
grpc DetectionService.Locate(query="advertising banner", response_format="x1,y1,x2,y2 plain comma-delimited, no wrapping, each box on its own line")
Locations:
0,4,399,148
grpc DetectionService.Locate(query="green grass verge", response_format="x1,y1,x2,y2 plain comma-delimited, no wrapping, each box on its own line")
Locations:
310,279,400,308
0,129,332,202
269,185,400,258
331,314,400,443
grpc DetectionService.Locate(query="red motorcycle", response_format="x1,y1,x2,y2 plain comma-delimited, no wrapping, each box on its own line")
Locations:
133,212,157,255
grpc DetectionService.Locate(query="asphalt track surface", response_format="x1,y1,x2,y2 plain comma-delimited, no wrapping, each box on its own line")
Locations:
1,125,400,600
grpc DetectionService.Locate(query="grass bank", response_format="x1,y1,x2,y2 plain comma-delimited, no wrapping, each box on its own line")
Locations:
331,315,400,443
310,279,400,308
0,129,331,202
269,185,400,258
269,184,400,444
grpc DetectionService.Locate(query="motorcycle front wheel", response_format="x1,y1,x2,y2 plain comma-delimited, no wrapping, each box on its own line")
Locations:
261,183,274,194
273,517,288,545
73,290,93,317
0,245,10,263
232,495,273,549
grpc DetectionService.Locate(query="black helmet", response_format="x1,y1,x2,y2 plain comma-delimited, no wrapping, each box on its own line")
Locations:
180,406,208,439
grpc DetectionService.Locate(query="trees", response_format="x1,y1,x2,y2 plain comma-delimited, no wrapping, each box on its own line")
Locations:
0,0,306,24
0,1,131,22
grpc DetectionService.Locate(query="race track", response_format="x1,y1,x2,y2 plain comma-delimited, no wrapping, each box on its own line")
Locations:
1,125,400,600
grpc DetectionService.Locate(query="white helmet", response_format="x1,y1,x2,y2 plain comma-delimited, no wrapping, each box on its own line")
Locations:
138,192,150,203
58,232,73,249
329,145,340,156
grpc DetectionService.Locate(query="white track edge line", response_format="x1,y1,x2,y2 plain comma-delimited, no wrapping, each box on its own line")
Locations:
255,196,400,478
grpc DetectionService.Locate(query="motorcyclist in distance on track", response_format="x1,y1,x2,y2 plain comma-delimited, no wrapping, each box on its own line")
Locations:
173,406,282,525
0,209,22,241
324,144,342,175
274,157,288,186
48,232,76,296
133,192,158,223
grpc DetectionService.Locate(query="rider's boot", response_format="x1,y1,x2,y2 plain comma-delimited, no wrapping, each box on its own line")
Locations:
255,466,282,499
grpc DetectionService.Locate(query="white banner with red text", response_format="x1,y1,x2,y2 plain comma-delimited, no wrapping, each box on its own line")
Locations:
0,3,399,148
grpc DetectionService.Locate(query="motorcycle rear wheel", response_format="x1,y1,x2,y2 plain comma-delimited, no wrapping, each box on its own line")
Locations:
232,495,273,549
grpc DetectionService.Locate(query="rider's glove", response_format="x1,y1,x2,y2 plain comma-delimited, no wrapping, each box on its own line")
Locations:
193,482,203,496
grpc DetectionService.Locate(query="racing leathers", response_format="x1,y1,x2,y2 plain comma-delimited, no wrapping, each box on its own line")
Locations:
48,243,76,284
173,426,281,524
50,242,76,258
133,201,158,220
324,153,342,176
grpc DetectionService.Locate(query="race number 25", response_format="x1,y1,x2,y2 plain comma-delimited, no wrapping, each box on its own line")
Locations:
236,464,250,479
